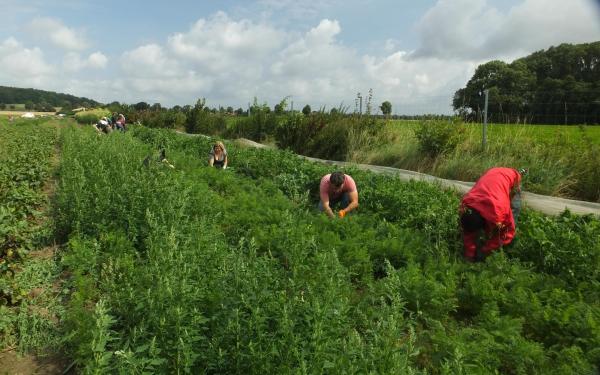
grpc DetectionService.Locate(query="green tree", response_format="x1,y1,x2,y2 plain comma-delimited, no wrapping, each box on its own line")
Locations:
380,101,392,116
134,102,150,111
274,103,284,115
454,41,600,124
302,104,311,116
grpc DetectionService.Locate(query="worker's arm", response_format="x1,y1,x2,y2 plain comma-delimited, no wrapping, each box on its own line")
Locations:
483,221,514,250
208,155,214,167
223,155,228,169
340,191,359,216
322,199,335,218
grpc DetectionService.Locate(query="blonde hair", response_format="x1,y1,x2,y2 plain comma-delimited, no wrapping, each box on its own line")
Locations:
213,141,225,151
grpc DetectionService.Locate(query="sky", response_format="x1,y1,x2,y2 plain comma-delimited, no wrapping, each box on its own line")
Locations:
1,0,600,114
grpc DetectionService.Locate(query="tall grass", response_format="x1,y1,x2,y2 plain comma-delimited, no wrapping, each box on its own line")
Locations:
351,120,600,201
74,109,111,124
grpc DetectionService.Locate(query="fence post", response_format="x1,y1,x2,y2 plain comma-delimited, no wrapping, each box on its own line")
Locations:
482,89,489,149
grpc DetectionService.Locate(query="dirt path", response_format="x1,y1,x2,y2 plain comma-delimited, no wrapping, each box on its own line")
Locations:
178,132,600,216
0,350,70,375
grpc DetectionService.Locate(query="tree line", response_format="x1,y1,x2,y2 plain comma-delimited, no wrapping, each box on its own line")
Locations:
454,41,600,124
0,86,101,112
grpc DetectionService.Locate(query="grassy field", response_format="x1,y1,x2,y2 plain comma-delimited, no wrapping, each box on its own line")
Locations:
51,124,600,373
351,120,600,201
0,111,57,116
1,103,26,110
386,120,600,145
2,119,600,372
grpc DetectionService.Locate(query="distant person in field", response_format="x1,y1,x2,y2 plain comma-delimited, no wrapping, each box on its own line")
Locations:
459,167,525,262
110,112,118,129
115,114,126,131
208,141,228,169
319,171,359,218
94,117,112,134
143,146,175,169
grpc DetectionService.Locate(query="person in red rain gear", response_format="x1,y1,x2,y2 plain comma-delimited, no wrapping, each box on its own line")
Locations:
459,167,524,262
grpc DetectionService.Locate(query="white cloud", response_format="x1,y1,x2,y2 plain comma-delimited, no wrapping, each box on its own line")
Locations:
268,19,364,101
0,37,54,86
414,0,502,59
6,1,600,113
122,44,180,77
168,11,284,74
487,0,600,57
120,44,213,101
87,52,108,68
26,17,87,50
110,13,483,111
63,51,107,71
384,39,398,53
414,0,600,60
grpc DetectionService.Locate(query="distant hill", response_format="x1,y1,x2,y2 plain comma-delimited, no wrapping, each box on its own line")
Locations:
0,86,102,112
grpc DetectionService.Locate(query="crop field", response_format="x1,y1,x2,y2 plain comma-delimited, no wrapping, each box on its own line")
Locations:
0,111,57,117
1,118,599,372
0,120,584,373
0,119,62,355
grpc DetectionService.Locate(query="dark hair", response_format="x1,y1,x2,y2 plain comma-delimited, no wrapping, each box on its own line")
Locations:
461,208,485,233
330,171,345,187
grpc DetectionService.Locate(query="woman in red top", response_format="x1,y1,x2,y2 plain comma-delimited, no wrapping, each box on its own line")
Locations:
460,167,524,262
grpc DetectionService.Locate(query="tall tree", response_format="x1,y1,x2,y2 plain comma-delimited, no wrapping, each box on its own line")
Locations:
302,104,311,116
453,41,600,124
380,101,392,116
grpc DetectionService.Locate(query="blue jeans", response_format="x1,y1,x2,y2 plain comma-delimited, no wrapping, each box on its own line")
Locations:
511,189,522,226
318,192,350,211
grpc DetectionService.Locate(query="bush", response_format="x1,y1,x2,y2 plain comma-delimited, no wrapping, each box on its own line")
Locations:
226,109,278,141
74,109,110,124
275,112,386,161
567,127,600,202
185,108,226,135
414,119,465,157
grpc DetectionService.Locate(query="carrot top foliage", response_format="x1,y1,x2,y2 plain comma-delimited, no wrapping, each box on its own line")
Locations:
55,125,600,374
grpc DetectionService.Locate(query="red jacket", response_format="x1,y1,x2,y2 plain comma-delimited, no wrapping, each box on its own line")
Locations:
460,167,521,258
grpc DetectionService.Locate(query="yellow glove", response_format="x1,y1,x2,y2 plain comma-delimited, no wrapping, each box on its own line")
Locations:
338,210,346,218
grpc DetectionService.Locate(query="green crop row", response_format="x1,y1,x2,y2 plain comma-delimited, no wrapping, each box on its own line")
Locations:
54,125,600,373
0,120,57,307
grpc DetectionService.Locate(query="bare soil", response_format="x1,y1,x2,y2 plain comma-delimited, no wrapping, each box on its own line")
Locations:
0,350,71,375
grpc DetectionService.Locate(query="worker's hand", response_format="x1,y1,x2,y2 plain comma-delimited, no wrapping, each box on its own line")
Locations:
338,209,346,218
